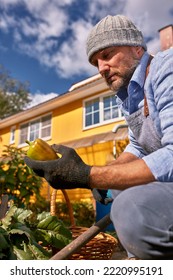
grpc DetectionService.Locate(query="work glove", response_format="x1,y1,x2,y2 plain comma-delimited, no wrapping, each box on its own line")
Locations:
24,144,92,189
92,189,113,205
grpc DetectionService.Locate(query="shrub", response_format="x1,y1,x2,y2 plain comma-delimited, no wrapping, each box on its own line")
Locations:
0,145,44,207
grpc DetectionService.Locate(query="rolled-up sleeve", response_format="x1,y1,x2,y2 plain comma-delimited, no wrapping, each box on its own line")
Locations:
124,128,147,158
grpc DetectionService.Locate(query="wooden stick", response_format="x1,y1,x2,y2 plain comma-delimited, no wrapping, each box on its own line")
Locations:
50,213,111,260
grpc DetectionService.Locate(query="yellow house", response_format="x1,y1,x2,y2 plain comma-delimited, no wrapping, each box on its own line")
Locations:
0,73,128,203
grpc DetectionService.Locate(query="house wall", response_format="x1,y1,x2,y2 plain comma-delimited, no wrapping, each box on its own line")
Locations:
52,96,121,145
52,98,84,143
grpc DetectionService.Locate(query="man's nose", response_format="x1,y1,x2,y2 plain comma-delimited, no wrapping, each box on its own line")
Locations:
98,59,109,77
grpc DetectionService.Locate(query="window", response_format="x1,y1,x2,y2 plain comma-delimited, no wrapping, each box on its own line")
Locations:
103,95,119,121
19,114,52,145
20,123,28,144
84,93,122,128
10,126,16,144
41,115,51,138
30,120,40,141
85,98,99,127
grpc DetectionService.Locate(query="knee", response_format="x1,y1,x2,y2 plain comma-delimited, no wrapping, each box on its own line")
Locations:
110,188,150,259
110,189,141,242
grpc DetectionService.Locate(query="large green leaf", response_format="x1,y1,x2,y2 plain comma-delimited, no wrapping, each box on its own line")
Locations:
36,215,72,249
13,208,32,223
37,211,50,222
35,228,71,249
37,215,72,237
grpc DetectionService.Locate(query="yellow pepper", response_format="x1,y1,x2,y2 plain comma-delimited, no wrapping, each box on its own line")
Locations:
25,138,59,161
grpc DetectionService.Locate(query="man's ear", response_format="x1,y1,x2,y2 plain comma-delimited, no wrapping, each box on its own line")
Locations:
135,46,144,57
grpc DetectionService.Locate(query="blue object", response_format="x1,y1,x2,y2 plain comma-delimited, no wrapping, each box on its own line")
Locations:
96,190,115,231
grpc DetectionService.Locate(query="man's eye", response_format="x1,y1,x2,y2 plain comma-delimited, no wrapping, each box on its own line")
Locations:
102,49,114,60
91,59,98,67
102,52,109,59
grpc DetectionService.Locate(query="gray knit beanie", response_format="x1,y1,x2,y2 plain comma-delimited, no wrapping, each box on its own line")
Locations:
86,15,147,63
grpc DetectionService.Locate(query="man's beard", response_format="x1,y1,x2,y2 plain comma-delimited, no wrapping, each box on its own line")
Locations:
106,58,140,94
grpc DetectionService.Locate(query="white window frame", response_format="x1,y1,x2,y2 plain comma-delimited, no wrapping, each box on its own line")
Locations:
83,92,124,130
18,113,52,147
10,126,16,144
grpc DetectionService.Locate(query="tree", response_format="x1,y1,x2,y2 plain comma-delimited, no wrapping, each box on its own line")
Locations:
0,64,31,119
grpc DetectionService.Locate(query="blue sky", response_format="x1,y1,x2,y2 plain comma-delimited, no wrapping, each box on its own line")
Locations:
0,0,173,107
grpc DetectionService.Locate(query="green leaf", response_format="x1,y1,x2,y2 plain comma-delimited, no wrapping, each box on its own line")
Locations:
17,169,27,182
5,175,16,185
2,204,17,230
19,188,29,197
36,229,71,249
0,233,10,250
13,241,50,260
10,223,33,238
13,208,32,223
38,215,72,237
26,166,33,175
13,246,33,260
0,226,8,234
37,211,50,222
36,215,72,249
27,243,50,260
0,228,17,260
9,229,30,248
37,215,57,229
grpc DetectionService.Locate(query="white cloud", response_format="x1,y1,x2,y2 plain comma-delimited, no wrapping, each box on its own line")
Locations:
51,19,97,77
0,12,17,32
123,0,173,32
27,92,58,108
122,0,173,52
87,0,125,19
0,0,173,81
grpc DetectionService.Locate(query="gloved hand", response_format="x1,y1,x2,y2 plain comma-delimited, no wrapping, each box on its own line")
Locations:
24,144,92,189
92,189,113,205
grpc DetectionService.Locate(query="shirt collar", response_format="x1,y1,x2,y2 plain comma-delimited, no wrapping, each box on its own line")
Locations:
130,51,150,88
117,51,150,102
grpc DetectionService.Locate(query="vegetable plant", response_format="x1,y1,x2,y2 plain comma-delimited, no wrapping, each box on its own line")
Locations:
0,201,72,260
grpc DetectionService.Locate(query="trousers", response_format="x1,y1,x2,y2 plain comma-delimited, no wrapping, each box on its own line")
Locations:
110,182,173,259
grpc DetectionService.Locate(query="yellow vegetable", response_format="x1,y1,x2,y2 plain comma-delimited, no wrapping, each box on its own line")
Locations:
25,138,59,161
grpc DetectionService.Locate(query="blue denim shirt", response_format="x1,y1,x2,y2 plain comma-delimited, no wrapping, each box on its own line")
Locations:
116,48,173,182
